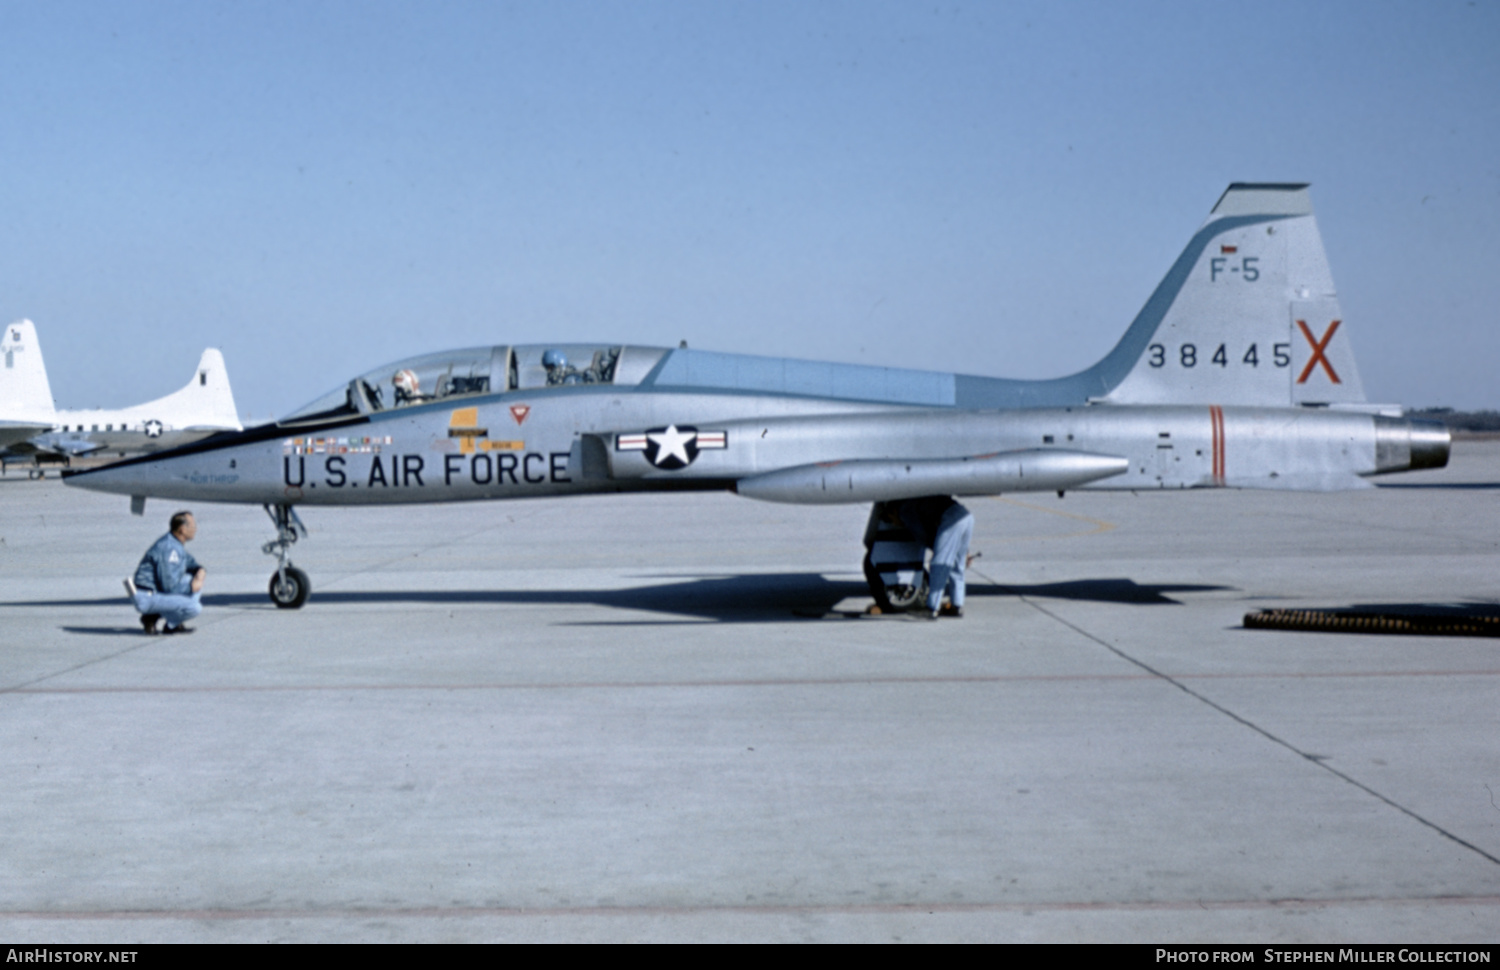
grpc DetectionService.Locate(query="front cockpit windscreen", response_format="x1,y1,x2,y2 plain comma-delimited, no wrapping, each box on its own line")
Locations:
280,343,633,424
281,346,509,423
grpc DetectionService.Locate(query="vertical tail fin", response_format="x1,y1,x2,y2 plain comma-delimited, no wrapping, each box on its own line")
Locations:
1098,183,1365,406
139,348,243,430
1,320,57,421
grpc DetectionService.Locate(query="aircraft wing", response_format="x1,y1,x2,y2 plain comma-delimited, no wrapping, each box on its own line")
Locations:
0,422,53,451
40,436,107,457
5,432,110,457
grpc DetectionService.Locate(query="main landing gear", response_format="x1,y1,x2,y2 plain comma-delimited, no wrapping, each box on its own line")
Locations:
263,503,311,609
863,501,929,614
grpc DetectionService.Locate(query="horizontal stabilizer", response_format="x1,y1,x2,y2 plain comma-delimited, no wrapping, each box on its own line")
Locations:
733,449,1129,505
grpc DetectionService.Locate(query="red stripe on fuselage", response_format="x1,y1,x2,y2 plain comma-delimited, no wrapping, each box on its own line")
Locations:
1209,405,1225,485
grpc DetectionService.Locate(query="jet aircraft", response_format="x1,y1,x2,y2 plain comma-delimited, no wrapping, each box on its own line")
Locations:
65,184,1450,609
1,319,243,475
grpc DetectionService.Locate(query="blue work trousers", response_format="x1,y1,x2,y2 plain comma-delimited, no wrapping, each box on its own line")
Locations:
133,590,202,628
927,505,974,612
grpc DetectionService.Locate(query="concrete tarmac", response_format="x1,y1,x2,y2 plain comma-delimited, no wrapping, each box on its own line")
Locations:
2,443,1498,942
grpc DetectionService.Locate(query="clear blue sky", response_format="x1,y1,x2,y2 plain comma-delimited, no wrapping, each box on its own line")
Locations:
3,0,1496,418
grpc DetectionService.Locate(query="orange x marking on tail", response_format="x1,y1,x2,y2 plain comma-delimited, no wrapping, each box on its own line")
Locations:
1295,319,1342,384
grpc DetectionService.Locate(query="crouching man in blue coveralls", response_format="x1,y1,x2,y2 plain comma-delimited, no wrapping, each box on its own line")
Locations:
129,511,206,635
898,496,975,620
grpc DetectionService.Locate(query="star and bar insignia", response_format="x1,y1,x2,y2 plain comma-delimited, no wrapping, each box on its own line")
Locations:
615,424,727,470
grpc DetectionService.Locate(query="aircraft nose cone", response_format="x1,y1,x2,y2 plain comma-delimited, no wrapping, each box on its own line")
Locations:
62,462,138,494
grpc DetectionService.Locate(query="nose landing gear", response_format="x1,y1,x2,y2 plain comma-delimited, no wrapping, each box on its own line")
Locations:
269,565,311,609
263,503,311,609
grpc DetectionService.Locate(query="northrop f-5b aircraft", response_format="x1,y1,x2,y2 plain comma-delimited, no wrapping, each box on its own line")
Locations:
66,184,1450,609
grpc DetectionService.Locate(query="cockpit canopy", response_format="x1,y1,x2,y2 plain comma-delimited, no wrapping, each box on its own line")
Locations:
281,344,664,423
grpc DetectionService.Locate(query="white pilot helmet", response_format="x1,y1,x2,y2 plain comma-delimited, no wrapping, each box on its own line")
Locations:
393,369,420,396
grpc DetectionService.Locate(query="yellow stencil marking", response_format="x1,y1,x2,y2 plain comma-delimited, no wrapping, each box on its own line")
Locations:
448,407,487,454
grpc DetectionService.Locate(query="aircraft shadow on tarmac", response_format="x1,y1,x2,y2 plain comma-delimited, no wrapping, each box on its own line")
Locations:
1374,481,1500,490
44,575,1228,631
1303,600,1500,618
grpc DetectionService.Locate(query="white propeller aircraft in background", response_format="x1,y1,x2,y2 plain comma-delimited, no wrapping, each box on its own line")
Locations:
0,320,242,476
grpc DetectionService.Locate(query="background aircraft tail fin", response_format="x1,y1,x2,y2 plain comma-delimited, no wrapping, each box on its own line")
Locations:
1095,183,1365,407
1,319,57,420
136,348,244,430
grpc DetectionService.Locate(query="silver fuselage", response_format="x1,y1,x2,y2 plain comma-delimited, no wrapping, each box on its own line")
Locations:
59,183,1456,510
64,383,1447,506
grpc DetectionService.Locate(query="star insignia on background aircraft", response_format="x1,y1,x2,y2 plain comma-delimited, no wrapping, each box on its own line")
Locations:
143,419,164,438
616,425,728,470
60,184,1450,612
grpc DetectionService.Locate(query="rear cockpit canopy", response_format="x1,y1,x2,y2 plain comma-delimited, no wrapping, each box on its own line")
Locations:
281,344,664,424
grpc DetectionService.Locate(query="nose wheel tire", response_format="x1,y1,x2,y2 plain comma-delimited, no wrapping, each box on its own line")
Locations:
269,567,311,609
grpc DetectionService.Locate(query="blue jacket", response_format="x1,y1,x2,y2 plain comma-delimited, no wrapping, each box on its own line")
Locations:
897,496,956,549
134,534,202,594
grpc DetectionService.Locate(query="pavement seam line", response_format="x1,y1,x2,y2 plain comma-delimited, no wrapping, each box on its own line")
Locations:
4,893,1500,921
1,635,168,694
1007,588,1500,871
10,667,1500,695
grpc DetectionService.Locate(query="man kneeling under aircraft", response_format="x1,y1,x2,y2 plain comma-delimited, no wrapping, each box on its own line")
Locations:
125,510,205,635
898,496,975,620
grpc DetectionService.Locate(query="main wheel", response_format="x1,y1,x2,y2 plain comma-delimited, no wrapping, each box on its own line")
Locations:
269,567,311,609
884,580,927,612
864,552,929,612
